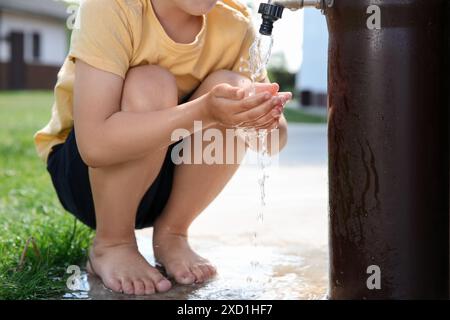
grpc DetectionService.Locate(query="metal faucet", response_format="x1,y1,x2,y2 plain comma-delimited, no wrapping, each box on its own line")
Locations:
258,0,334,35
272,0,328,10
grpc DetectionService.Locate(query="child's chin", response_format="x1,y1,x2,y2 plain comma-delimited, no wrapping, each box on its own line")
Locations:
191,3,217,15
190,8,214,16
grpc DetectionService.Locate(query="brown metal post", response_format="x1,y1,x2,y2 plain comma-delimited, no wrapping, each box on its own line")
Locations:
327,0,449,299
446,0,450,299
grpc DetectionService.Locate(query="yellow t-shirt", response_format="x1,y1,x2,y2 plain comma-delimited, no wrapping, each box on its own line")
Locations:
34,0,266,162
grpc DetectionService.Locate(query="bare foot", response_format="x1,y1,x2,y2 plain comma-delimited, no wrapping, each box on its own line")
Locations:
153,229,217,285
86,238,172,295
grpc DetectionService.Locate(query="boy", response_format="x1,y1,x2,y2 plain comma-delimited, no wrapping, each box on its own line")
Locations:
35,0,290,296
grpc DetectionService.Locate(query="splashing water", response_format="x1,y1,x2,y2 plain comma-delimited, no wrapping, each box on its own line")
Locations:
247,35,274,96
247,33,274,220
239,33,275,287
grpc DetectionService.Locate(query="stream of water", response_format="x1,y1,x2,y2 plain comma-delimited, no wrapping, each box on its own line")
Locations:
238,32,276,288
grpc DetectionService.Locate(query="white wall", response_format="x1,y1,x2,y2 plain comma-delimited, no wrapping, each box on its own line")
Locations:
297,10,328,93
0,11,67,65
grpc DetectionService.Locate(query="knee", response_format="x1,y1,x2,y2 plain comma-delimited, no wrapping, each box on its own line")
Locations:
203,70,251,90
122,65,178,112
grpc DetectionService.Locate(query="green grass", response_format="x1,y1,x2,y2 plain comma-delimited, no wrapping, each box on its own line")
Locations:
284,105,327,124
0,91,93,300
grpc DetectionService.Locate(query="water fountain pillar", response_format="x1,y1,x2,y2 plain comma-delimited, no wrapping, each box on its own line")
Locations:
446,0,450,299
326,0,449,299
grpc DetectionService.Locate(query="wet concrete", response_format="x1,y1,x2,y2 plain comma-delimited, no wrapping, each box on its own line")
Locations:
64,124,329,300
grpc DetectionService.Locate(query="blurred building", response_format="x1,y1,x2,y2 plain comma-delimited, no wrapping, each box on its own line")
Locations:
296,9,328,108
0,0,68,90
245,1,327,108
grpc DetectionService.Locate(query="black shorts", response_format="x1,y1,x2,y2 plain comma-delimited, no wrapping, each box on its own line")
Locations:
46,129,178,229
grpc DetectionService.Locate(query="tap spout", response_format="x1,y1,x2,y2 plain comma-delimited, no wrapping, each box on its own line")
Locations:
257,0,333,35
273,0,326,11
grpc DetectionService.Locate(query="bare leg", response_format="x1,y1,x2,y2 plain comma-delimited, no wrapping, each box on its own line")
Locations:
153,70,252,284
87,65,177,295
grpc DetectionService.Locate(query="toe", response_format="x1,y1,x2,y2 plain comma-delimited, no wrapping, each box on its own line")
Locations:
199,264,213,280
155,278,172,292
121,279,134,295
142,278,156,295
104,278,122,293
148,270,172,292
208,264,217,276
133,280,145,296
191,265,205,283
172,263,196,285
174,270,196,285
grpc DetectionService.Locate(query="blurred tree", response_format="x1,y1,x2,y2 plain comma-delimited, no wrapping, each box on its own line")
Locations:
268,52,296,93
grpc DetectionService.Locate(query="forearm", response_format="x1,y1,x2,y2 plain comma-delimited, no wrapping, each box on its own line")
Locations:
269,116,288,155
78,95,212,167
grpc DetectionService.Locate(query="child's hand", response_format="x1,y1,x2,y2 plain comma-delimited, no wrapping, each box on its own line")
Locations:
204,83,290,129
250,90,292,130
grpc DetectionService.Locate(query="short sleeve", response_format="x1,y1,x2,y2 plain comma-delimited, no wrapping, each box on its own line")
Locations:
69,0,133,78
232,20,268,82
